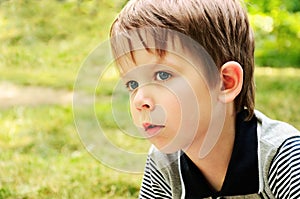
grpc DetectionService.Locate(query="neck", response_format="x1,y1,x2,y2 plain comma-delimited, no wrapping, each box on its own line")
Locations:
184,104,236,191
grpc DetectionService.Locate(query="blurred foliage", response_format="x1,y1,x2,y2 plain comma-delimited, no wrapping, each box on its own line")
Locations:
0,0,124,88
245,0,300,67
101,0,300,68
110,0,300,68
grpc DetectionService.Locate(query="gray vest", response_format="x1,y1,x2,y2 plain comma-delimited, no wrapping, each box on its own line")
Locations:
150,110,300,199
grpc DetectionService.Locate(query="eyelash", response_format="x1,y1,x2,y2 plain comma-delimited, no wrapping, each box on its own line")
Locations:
125,71,172,91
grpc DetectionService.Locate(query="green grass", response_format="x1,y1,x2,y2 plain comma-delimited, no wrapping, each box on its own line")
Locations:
0,105,143,199
0,0,146,193
0,0,123,89
255,67,300,129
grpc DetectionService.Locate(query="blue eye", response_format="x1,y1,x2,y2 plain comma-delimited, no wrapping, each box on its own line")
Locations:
126,80,139,91
156,71,171,81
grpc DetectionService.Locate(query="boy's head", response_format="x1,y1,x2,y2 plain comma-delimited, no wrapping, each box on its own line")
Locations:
110,0,255,120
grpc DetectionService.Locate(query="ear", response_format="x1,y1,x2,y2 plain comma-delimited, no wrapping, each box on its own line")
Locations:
218,61,243,103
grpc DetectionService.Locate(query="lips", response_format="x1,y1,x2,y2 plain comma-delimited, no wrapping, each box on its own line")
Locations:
142,122,165,136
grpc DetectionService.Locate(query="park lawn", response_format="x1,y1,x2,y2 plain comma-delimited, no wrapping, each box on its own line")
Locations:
0,105,143,199
0,0,123,89
0,1,143,198
255,67,300,130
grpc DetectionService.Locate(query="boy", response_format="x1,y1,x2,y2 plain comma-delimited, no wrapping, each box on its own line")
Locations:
110,0,300,198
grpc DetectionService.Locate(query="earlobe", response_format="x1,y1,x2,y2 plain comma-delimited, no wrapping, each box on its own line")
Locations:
218,61,243,103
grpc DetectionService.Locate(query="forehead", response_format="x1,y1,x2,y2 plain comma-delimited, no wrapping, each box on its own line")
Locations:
111,28,219,84
111,28,185,66
113,35,199,76
117,51,186,77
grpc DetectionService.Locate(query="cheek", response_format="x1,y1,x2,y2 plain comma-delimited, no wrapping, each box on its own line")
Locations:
129,102,140,126
160,92,181,124
168,77,213,137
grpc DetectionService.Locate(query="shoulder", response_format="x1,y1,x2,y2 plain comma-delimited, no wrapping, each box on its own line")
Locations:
254,110,300,198
268,136,300,199
255,109,300,146
139,153,173,199
139,146,180,199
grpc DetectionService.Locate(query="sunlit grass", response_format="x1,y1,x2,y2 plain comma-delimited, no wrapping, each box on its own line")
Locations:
255,67,300,77
0,105,143,199
0,0,122,89
255,67,300,129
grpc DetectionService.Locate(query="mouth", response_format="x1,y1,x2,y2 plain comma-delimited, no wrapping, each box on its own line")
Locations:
142,122,165,136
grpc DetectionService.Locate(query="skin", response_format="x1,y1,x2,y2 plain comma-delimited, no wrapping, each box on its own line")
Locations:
118,49,243,191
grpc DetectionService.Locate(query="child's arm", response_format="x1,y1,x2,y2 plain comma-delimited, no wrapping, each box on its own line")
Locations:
268,136,300,198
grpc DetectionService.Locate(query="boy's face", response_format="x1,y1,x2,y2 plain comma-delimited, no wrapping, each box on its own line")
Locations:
119,50,218,153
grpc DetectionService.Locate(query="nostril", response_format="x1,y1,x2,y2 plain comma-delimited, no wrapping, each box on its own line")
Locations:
142,104,150,109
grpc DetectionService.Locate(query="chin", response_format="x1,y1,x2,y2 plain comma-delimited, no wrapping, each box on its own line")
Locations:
153,143,180,154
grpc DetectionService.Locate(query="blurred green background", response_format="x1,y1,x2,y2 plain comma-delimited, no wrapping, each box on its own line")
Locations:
0,0,299,198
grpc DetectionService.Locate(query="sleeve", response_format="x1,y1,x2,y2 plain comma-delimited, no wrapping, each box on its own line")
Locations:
268,136,300,199
138,155,173,199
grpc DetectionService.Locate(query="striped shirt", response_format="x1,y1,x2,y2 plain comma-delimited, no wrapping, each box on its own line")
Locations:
139,156,172,199
268,136,300,199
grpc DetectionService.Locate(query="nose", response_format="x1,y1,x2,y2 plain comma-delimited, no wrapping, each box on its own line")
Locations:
132,88,154,111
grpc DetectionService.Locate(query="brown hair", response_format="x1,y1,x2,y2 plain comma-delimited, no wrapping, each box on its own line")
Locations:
110,0,255,120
